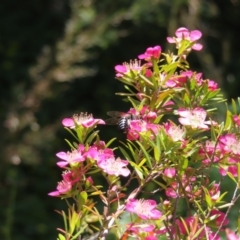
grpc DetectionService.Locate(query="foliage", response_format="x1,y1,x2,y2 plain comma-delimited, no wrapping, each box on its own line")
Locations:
1,0,240,239
49,28,239,239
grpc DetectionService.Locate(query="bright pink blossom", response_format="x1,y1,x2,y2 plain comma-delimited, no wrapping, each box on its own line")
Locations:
210,209,229,227
138,45,162,61
207,79,218,91
56,144,86,167
219,164,238,177
86,146,114,162
127,107,157,122
167,27,203,51
62,113,105,128
178,108,213,129
166,70,202,87
208,183,220,201
115,60,152,78
163,168,176,178
126,199,162,220
225,228,239,240
164,121,185,142
48,179,72,196
97,157,130,177
219,134,240,155
127,120,160,140
62,170,81,184
233,115,240,126
128,223,155,234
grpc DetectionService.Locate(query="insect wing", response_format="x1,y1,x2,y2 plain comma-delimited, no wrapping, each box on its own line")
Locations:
107,111,127,117
105,117,119,125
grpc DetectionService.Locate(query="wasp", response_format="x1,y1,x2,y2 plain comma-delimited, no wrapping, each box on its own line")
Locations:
105,111,140,133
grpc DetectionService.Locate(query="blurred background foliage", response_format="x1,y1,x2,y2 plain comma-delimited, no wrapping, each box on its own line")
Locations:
0,0,240,239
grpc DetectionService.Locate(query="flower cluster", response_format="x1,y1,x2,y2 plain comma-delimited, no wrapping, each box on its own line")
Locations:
50,27,240,240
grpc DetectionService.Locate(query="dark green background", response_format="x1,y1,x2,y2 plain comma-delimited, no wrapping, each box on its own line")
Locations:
1,0,240,239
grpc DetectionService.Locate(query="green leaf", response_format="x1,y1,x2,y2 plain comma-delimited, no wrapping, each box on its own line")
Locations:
224,110,232,131
58,234,66,240
139,73,154,86
179,158,188,172
85,131,99,145
69,211,80,235
79,191,88,207
119,146,132,161
202,187,213,208
178,39,191,55
129,160,144,179
238,163,240,186
232,99,237,114
135,141,152,168
62,211,68,232
106,138,116,148
154,146,160,163
65,139,77,150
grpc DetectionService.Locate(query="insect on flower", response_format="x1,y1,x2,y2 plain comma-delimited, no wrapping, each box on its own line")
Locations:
105,111,140,133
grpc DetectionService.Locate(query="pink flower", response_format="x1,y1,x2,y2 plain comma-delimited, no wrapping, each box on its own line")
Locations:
126,199,162,220
62,170,81,184
85,146,114,162
128,223,155,234
127,120,160,140
219,164,238,177
138,45,162,61
210,209,229,227
207,79,218,91
164,121,185,142
225,228,239,240
167,27,203,51
48,179,72,196
62,113,105,128
233,115,240,126
163,168,176,178
209,183,220,201
178,108,212,129
97,157,130,177
56,145,85,167
115,60,152,78
175,216,195,235
219,134,240,155
166,182,178,198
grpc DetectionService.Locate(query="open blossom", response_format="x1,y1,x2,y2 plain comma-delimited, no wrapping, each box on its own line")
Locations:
233,114,240,126
166,70,202,88
97,156,130,177
208,183,221,201
164,121,185,142
163,168,176,178
166,173,196,199
207,79,218,91
126,223,164,240
62,113,105,128
219,160,238,177
138,45,161,61
167,27,203,51
48,179,72,196
210,209,229,227
115,60,152,78
127,120,160,140
178,108,213,129
225,228,239,240
126,199,162,220
85,145,114,162
219,134,240,155
56,144,85,167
